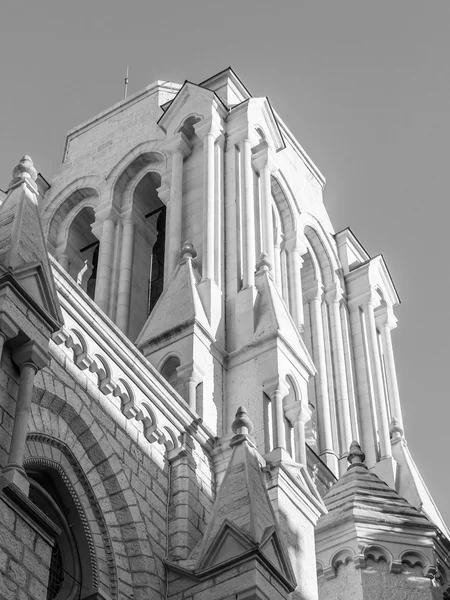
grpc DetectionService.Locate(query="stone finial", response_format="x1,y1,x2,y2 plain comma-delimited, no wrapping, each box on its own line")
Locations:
256,252,272,273
231,406,254,436
347,440,367,470
9,156,37,190
389,417,404,440
180,241,197,261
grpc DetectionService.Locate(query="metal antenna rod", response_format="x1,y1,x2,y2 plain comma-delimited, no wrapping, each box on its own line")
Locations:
124,66,129,100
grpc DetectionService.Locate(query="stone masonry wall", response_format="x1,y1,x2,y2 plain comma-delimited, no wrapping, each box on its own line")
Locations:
0,317,215,600
0,350,18,470
318,560,442,600
0,487,54,600
27,336,214,599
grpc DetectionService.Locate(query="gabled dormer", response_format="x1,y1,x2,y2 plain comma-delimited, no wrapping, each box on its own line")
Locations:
227,95,285,152
157,81,228,138
199,66,252,106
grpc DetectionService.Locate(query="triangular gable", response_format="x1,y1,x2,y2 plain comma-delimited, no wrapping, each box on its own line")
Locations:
136,256,211,347
2,262,62,325
345,253,400,309
228,96,285,152
157,81,228,136
194,431,296,589
0,166,63,327
197,520,254,571
199,67,252,106
372,253,401,306
254,269,316,375
260,527,297,585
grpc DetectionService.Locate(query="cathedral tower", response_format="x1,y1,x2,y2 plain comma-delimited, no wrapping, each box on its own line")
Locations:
0,68,448,600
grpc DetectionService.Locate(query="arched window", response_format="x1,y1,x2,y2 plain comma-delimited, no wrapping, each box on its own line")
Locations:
26,467,95,600
65,206,98,300
284,376,298,459
160,356,180,387
127,171,164,338
148,207,166,314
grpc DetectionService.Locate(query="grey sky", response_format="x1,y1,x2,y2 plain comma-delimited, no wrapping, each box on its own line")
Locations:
0,1,448,523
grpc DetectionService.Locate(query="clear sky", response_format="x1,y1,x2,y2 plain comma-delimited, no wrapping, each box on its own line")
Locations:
0,1,448,524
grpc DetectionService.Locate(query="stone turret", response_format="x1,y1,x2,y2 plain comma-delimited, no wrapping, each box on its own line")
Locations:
315,441,449,599
0,156,63,494
166,407,298,600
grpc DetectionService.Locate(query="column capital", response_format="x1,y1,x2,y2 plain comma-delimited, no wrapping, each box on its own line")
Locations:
284,400,311,425
92,206,119,238
194,114,224,141
347,286,382,310
304,281,324,302
176,361,203,383
163,131,192,158
251,141,278,173
12,340,49,372
324,282,345,306
375,305,397,330
263,376,290,399
157,180,171,205
284,230,308,255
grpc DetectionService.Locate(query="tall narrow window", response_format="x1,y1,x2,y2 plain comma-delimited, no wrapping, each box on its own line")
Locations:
263,392,273,453
148,207,166,314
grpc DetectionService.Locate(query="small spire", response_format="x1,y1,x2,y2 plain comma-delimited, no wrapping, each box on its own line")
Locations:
9,156,37,190
389,417,404,439
347,440,367,470
256,252,272,273
180,241,197,261
231,406,253,436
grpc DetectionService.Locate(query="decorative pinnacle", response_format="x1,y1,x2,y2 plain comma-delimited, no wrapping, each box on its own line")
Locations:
389,417,404,439
231,406,254,436
10,156,37,185
256,252,272,273
180,241,197,261
347,440,367,470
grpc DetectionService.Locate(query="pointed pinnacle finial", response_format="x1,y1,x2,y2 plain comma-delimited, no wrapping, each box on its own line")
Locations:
389,417,404,440
8,156,38,191
256,252,272,273
11,156,37,183
347,440,367,470
231,406,254,436
180,241,197,261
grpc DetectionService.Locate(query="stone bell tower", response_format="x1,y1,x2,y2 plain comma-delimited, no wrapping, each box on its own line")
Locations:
32,66,450,599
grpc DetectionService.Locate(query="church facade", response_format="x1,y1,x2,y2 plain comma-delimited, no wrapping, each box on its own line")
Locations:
0,67,448,600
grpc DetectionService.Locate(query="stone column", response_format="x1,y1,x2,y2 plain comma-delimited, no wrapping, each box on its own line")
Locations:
2,341,48,495
265,378,290,452
325,284,353,458
363,300,391,460
94,213,117,314
58,253,70,271
240,138,256,288
306,285,337,472
165,133,192,279
194,116,223,283
177,361,203,412
252,142,277,267
214,136,225,287
115,217,135,333
285,233,308,332
378,308,404,434
285,401,311,465
273,228,283,290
